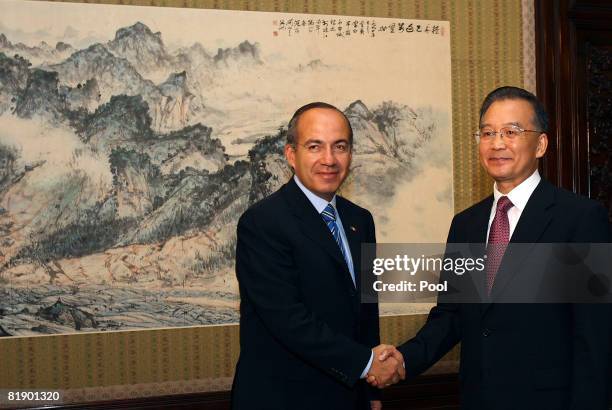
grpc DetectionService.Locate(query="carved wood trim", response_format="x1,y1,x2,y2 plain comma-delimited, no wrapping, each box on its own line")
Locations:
535,0,612,222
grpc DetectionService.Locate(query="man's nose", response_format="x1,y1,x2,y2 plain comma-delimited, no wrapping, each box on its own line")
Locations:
321,146,337,164
491,133,507,149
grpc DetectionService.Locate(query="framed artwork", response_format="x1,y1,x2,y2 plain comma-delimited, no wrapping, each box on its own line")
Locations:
0,0,451,337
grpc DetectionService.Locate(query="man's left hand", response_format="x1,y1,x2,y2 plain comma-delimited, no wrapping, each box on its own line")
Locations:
370,400,382,410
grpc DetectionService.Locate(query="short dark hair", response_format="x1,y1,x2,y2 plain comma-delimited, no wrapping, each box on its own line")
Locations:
286,102,353,146
479,86,549,132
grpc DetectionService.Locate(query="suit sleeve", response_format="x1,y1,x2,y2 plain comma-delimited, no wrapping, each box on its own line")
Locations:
361,211,382,401
398,216,463,378
236,209,372,387
569,203,612,410
361,210,380,348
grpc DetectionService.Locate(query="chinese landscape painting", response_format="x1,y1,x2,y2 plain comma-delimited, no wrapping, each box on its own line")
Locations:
0,0,452,336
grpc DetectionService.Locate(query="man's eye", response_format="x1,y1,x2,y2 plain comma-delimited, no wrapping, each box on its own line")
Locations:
306,144,320,152
482,130,496,138
505,129,518,137
335,144,348,152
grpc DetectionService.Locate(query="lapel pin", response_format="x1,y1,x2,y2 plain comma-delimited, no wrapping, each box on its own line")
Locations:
350,226,357,232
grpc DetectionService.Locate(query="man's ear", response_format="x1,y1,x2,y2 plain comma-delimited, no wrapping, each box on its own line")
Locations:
284,144,296,169
536,133,548,159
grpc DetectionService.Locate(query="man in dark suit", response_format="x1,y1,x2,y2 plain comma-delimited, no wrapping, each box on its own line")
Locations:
371,86,611,409
231,102,405,410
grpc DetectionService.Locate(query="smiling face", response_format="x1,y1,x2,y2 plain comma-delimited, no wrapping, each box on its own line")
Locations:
479,99,548,194
284,107,352,201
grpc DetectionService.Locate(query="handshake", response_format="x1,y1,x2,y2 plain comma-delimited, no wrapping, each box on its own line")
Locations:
366,344,405,388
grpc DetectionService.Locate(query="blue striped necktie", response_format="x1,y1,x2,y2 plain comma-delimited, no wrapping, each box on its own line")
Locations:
321,203,349,266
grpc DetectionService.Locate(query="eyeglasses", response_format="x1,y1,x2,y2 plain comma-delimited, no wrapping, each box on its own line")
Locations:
293,141,351,154
474,125,543,143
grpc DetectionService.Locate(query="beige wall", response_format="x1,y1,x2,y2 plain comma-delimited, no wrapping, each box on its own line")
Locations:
0,0,531,404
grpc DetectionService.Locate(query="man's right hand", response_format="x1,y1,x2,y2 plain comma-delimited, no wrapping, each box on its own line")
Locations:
366,344,406,388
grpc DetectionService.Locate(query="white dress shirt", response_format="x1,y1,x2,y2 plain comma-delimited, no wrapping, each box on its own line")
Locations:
487,169,541,243
293,176,373,379
293,176,355,284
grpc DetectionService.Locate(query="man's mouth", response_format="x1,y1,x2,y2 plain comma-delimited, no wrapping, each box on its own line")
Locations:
488,157,512,164
317,171,339,180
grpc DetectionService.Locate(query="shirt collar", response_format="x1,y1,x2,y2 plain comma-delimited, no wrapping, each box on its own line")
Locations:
293,175,336,213
493,169,541,212
293,175,337,214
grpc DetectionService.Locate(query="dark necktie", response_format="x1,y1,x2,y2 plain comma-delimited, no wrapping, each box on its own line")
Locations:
321,203,349,267
486,196,513,295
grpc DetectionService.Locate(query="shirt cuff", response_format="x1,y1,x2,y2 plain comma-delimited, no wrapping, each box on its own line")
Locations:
360,351,374,379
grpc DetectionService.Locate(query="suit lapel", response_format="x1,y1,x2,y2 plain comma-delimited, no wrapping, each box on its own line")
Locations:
506,180,554,244
336,197,361,290
463,196,492,309
281,179,355,290
486,180,555,307
468,197,492,244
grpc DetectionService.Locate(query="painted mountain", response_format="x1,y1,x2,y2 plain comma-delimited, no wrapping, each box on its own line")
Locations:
0,18,452,336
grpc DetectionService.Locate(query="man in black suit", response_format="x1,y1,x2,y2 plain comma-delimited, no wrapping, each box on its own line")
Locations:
231,102,405,410
371,86,611,409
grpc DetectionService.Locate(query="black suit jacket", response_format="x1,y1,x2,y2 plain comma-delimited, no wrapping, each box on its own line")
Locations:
399,179,612,410
231,178,380,410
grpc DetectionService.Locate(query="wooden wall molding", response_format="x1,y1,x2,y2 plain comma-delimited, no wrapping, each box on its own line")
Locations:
27,374,460,410
535,0,612,222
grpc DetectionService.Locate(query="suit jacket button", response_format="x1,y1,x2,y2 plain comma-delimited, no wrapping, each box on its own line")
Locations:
482,328,491,337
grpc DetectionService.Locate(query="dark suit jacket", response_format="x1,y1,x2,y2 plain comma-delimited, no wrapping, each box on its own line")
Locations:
399,179,612,410
231,178,380,410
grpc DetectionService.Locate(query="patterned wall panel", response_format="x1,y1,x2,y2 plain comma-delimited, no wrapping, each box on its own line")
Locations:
0,0,529,404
